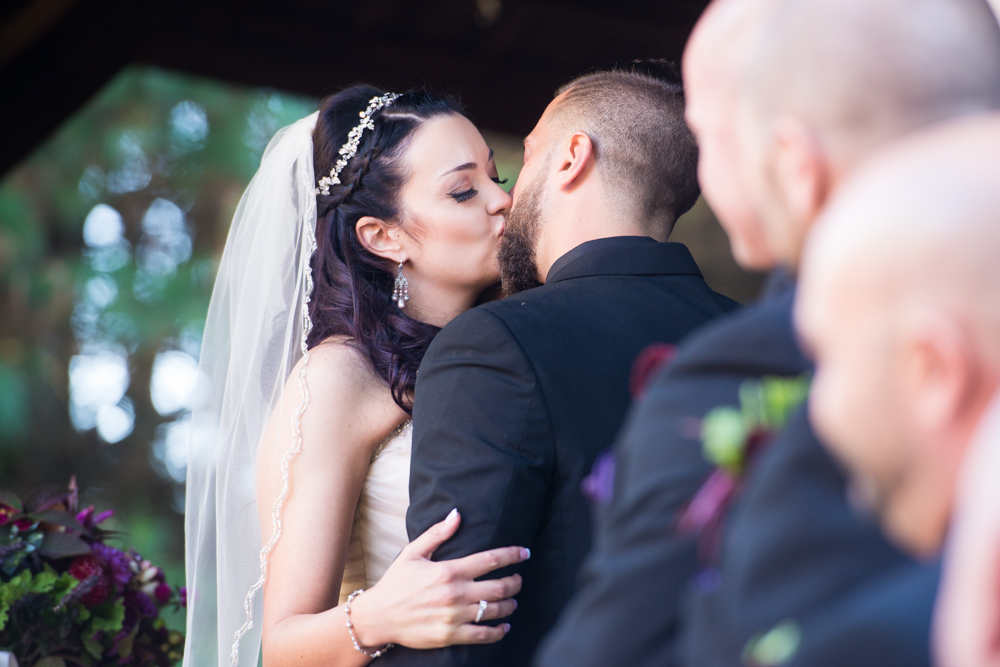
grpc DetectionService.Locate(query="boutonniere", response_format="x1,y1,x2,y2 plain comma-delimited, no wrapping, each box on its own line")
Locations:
678,374,811,561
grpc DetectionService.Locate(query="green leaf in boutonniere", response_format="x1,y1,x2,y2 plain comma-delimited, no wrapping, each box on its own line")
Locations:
679,374,812,561
742,619,802,666
702,374,811,473
702,407,747,474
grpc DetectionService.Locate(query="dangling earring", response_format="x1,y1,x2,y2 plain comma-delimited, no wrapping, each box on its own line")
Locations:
392,262,410,309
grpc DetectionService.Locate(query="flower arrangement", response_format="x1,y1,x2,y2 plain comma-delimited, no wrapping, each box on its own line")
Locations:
0,478,184,667
678,374,812,560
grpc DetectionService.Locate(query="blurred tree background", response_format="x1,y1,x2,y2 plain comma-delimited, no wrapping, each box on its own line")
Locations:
0,67,321,625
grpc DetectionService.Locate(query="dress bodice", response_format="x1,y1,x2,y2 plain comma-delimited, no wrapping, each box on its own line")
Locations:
339,421,412,604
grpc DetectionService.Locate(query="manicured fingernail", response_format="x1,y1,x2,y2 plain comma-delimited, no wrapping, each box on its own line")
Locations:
520,548,531,560
513,599,518,610
447,508,458,522
503,623,511,633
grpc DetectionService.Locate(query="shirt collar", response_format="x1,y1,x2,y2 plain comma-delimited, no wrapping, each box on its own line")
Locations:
545,236,657,283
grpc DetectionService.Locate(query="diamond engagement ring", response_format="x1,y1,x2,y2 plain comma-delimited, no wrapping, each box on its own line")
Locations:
475,600,488,623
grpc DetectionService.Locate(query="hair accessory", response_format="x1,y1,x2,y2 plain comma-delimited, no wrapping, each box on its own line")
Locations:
315,93,400,196
475,599,488,623
345,589,394,658
392,262,410,309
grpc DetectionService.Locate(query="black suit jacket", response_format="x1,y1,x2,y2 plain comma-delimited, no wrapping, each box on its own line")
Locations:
386,237,739,666
536,274,811,667
674,280,931,667
783,560,939,667
538,276,934,667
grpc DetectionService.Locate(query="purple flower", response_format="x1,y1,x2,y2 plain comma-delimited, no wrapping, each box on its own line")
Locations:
92,543,133,592
76,505,115,531
126,588,159,619
693,567,724,593
76,506,93,525
179,586,187,609
154,583,172,605
581,451,617,506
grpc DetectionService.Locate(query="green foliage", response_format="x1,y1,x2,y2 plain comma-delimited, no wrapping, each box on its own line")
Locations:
85,597,126,638
0,565,78,631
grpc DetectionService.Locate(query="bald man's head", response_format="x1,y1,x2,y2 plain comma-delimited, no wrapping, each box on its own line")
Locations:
683,0,781,269
796,113,1000,558
738,0,1000,267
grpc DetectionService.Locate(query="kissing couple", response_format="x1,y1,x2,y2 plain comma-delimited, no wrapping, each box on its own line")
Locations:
183,61,738,667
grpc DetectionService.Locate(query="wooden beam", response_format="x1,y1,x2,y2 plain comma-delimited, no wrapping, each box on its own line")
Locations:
0,0,708,177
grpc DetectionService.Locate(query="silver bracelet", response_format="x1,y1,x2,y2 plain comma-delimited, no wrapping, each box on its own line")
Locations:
345,589,394,658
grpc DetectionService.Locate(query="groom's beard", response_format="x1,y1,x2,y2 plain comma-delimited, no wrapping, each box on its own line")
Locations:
499,175,545,296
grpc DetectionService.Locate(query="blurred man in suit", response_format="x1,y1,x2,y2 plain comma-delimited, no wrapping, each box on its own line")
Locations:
678,1,1000,665
538,0,1000,666
795,114,1000,667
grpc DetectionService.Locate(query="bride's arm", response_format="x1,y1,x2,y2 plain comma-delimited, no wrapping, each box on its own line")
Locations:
257,343,528,666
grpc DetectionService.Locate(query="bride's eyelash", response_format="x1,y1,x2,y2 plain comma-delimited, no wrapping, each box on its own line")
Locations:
450,188,478,203
449,177,507,203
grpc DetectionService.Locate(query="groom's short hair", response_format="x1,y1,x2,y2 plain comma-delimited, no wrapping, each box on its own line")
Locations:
551,60,700,233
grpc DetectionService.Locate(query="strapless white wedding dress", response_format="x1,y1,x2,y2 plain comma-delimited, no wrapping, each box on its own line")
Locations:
339,421,413,603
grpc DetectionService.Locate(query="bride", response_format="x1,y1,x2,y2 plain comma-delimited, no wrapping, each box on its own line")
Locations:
184,85,529,666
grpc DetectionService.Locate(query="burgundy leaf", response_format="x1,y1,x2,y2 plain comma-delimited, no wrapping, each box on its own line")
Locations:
25,485,71,513
35,509,84,532
40,531,93,559
677,469,739,536
0,487,23,511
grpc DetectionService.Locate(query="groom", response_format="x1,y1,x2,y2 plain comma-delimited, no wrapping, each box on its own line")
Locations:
382,61,740,666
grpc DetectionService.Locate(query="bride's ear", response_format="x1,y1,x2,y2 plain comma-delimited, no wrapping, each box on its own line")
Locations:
356,215,405,263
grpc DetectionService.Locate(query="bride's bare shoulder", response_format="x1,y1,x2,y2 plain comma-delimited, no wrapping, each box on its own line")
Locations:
291,336,405,441
306,336,379,386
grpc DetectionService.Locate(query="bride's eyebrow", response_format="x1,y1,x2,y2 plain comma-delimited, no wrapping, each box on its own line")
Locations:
440,149,494,178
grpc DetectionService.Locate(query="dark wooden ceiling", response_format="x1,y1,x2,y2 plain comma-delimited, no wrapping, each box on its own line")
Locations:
0,0,710,178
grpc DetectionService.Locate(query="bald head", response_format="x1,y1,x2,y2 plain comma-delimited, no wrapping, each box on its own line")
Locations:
748,0,1000,171
802,114,1000,365
685,0,780,92
682,0,782,269
796,113,1000,557
736,0,1000,267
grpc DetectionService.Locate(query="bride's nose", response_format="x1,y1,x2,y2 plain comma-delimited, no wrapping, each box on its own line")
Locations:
487,185,513,218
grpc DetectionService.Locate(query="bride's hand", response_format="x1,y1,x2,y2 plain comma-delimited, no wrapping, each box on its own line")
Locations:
348,508,528,650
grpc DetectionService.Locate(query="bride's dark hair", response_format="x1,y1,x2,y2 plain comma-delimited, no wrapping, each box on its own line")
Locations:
307,84,464,413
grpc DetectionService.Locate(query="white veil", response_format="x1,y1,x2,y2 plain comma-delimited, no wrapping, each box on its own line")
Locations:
183,112,320,667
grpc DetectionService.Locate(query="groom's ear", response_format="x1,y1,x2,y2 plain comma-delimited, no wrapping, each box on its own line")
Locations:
554,131,596,193
356,216,405,263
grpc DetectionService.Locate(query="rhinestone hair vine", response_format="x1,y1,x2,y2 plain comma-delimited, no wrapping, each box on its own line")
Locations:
315,93,400,196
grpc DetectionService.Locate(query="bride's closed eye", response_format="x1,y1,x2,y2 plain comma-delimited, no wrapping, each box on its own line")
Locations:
449,177,508,204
